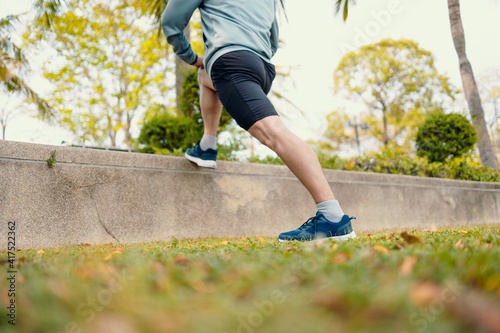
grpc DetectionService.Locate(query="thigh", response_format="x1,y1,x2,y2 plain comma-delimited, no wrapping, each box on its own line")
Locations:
211,52,278,131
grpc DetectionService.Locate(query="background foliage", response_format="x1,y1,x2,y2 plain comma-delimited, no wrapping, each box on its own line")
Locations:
416,111,476,163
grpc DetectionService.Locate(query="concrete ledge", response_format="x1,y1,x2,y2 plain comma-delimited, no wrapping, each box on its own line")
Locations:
1,140,499,249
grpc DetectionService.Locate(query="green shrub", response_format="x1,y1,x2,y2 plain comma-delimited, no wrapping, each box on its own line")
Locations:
138,113,202,153
315,145,500,182
416,111,476,163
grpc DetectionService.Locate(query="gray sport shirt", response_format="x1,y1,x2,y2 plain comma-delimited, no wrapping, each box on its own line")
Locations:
161,0,279,78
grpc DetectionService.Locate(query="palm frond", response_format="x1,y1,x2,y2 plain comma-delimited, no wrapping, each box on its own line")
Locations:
33,0,65,29
1,51,52,118
1,37,28,67
334,0,355,22
279,0,288,20
137,0,168,36
0,15,21,35
271,90,304,116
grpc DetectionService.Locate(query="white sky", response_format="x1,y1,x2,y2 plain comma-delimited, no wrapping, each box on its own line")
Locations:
1,0,500,150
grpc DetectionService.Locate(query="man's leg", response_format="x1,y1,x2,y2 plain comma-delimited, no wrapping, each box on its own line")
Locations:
184,68,223,168
198,68,223,141
248,115,335,205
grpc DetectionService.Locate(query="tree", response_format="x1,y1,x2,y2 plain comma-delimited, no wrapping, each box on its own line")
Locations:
334,0,498,170
1,14,51,118
416,111,476,163
334,38,457,147
478,69,500,155
0,88,22,140
24,0,171,148
448,0,497,170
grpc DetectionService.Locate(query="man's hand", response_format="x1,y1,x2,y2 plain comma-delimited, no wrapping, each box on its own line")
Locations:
193,55,204,69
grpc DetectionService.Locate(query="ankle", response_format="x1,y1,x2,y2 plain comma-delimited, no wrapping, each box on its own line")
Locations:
200,134,217,150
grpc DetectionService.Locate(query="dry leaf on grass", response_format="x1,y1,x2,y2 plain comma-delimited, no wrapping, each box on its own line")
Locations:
399,256,418,276
333,252,348,264
409,281,442,307
174,255,187,265
401,231,424,245
372,245,389,254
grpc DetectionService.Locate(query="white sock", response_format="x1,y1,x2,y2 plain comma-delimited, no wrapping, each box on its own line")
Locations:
317,200,344,222
200,134,217,151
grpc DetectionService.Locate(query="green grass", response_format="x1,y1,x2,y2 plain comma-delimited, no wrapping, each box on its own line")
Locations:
1,225,500,333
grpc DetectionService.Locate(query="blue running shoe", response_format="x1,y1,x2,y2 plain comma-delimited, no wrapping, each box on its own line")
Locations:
278,212,356,242
185,141,218,169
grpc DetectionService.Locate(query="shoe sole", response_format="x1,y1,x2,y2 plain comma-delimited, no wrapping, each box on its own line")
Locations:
185,152,217,169
278,231,357,243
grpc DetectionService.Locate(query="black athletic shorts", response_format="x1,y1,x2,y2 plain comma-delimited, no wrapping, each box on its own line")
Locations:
210,50,279,131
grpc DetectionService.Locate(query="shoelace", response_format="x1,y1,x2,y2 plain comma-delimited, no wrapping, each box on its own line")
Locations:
299,213,321,233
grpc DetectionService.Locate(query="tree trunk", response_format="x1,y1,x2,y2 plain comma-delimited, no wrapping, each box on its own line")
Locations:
175,24,191,114
382,107,389,146
448,0,498,170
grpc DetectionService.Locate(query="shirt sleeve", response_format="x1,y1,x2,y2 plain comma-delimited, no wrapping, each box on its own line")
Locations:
270,15,279,57
161,0,203,65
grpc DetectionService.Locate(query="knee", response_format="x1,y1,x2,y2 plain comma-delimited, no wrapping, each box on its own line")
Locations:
249,116,287,152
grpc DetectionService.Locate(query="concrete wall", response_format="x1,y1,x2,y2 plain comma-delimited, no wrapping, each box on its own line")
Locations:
1,140,499,250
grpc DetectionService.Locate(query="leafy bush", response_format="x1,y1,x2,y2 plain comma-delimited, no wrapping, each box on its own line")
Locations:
316,145,500,182
138,113,202,153
416,111,476,163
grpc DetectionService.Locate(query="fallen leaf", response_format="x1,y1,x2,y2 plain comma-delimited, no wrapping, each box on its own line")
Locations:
409,281,442,307
174,255,187,265
37,250,45,255
257,238,265,242
219,241,228,245
241,236,246,240
423,226,438,232
372,245,389,254
401,231,423,245
72,266,97,278
333,252,348,264
399,256,417,276
144,248,149,251
455,239,464,249
459,230,468,234
103,253,113,261
332,244,338,251
112,247,125,253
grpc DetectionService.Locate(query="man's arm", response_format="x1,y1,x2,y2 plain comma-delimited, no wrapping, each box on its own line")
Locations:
161,0,203,65
270,16,279,57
